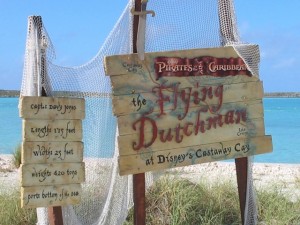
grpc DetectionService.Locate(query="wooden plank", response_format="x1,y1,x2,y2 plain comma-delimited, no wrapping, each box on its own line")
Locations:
104,45,259,77
118,135,272,175
112,81,263,116
118,117,265,156
20,96,85,120
22,141,83,164
23,119,82,142
21,183,82,208
110,71,258,96
118,100,263,135
21,162,85,186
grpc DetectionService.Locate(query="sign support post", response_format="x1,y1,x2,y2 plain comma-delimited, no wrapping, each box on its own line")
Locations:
235,157,248,225
132,1,146,225
30,16,64,225
218,1,249,224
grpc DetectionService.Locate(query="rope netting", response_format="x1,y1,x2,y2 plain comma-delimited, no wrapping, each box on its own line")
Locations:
20,1,260,224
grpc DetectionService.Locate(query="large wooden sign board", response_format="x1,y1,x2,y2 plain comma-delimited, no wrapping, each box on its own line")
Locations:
19,96,86,208
104,46,272,176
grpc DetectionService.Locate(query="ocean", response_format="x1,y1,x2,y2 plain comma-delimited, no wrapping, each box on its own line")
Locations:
0,97,299,164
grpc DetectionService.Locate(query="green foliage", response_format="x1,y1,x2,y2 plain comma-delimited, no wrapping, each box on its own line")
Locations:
257,187,300,224
1,175,299,224
0,191,37,225
13,144,22,168
124,176,300,225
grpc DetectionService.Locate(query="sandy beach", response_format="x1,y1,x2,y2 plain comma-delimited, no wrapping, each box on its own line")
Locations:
1,154,300,201
0,154,19,194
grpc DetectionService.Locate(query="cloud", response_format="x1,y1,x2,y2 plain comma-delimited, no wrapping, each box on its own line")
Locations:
272,58,297,69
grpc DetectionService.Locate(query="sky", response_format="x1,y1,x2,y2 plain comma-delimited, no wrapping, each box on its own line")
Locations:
0,0,299,92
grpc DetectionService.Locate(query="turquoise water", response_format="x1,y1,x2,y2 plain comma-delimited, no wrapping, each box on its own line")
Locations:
255,98,300,163
0,98,22,153
0,97,299,163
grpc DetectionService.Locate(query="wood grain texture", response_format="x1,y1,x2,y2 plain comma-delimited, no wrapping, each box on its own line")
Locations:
20,96,85,120
118,117,265,156
110,72,258,96
118,135,272,175
104,46,258,76
112,81,263,116
22,141,83,164
23,119,82,142
21,162,85,186
117,100,263,135
21,184,82,208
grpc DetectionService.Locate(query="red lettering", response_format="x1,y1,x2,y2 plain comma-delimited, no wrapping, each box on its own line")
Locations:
159,128,173,143
174,124,183,143
152,84,171,117
132,116,157,150
225,110,235,124
207,115,223,130
178,87,192,120
183,122,193,136
210,85,223,112
235,109,247,123
194,106,208,135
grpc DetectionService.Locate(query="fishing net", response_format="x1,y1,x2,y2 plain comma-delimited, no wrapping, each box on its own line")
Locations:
20,0,259,224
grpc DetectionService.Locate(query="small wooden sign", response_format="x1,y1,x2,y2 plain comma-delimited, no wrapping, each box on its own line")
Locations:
21,162,85,186
19,96,85,120
21,184,82,208
22,141,83,164
104,46,272,175
19,96,86,208
23,119,82,142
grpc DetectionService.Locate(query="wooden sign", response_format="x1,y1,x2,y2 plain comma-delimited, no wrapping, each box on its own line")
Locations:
22,141,83,164
19,96,85,208
21,184,82,208
119,136,272,175
104,46,273,175
21,162,85,186
23,119,82,142
112,81,263,116
19,96,85,120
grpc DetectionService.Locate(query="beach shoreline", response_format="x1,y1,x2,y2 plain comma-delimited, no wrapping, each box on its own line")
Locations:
1,154,299,200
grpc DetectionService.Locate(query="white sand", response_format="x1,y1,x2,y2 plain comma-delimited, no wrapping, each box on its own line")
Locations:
1,154,299,200
171,162,300,201
0,154,19,194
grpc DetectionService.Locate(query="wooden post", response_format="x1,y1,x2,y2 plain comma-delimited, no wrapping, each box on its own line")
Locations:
218,1,248,224
48,206,64,225
132,1,146,225
30,15,64,225
235,157,248,225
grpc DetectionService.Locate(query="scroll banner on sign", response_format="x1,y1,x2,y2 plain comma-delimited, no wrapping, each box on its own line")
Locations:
104,46,273,176
19,96,85,208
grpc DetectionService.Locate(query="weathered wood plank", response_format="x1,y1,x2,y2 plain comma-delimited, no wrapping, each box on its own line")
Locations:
118,100,263,135
118,135,272,175
23,119,82,142
21,184,82,208
110,72,258,96
21,162,85,186
20,96,85,120
104,45,258,76
118,118,265,156
112,81,263,116
22,141,83,164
